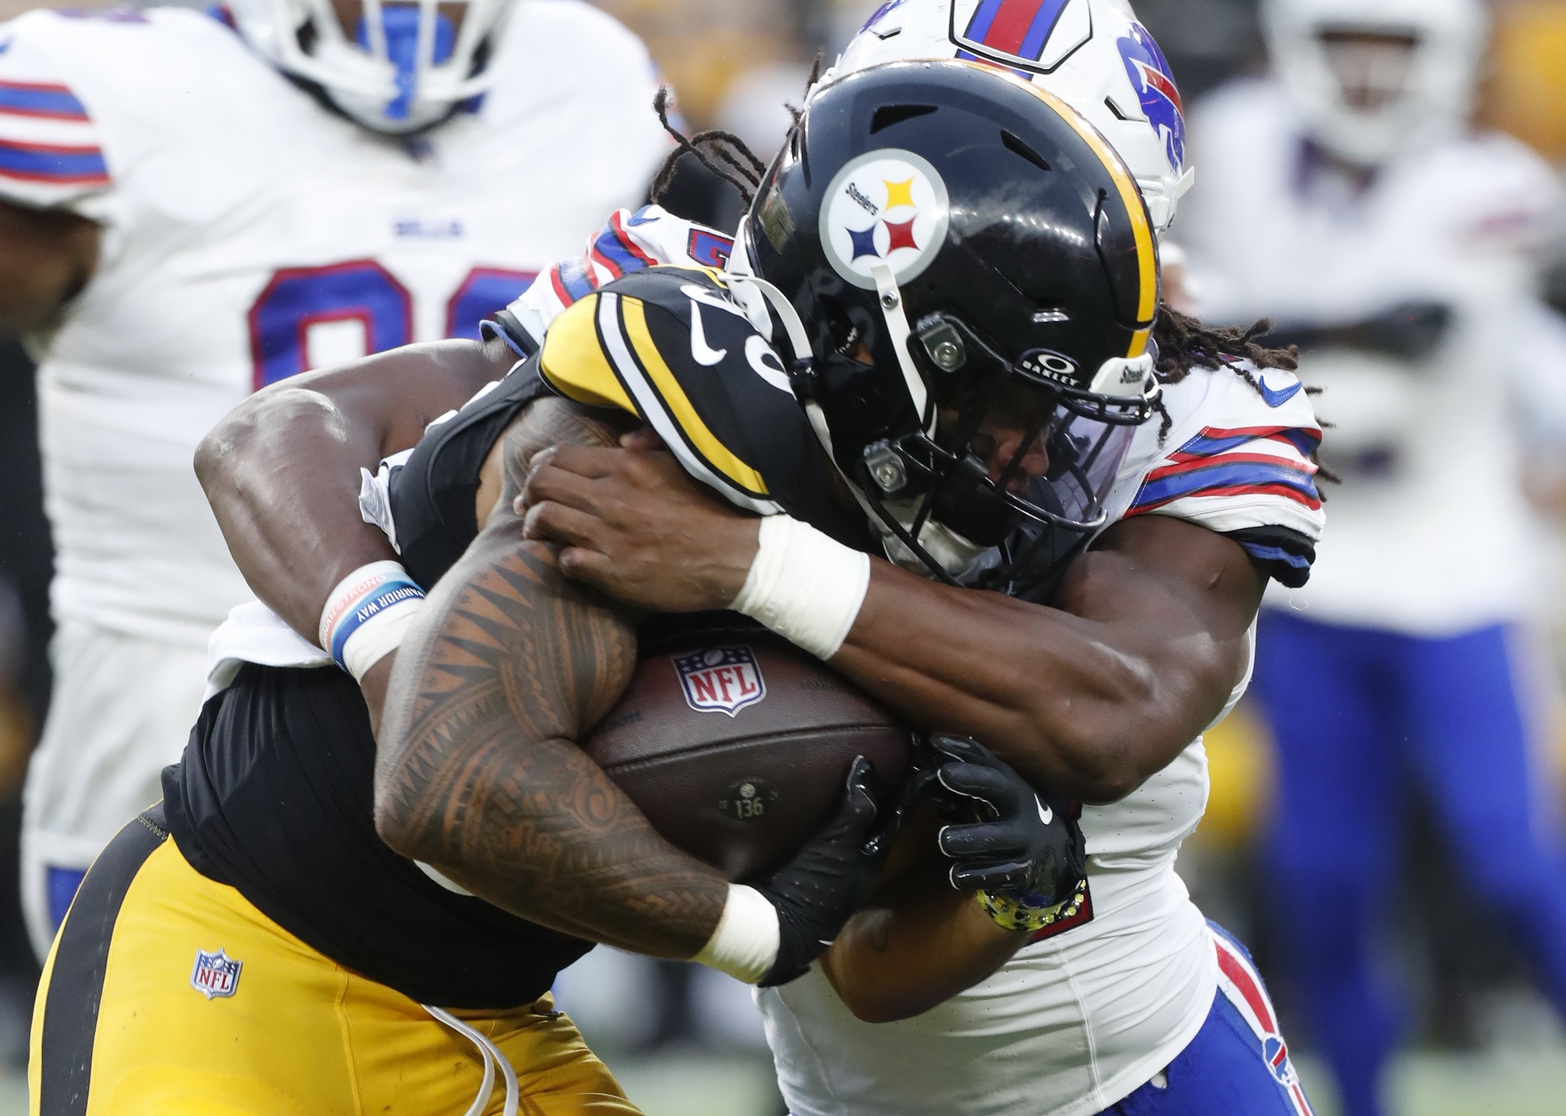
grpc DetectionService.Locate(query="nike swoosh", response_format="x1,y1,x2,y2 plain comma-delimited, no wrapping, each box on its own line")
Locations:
1037,800,1053,826
1258,375,1303,408
689,302,727,366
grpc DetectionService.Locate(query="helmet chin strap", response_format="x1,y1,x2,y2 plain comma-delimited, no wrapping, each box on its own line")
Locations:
865,259,936,438
724,240,845,467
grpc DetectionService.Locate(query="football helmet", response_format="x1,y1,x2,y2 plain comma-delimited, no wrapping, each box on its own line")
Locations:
228,0,518,133
828,0,1193,235
1262,0,1487,165
729,60,1160,600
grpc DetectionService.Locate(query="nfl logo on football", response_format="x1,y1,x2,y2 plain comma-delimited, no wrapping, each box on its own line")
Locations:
674,646,767,717
190,948,242,1000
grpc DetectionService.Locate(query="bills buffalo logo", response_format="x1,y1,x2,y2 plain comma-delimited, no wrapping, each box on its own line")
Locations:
190,948,242,999
674,646,767,717
950,0,1093,75
1263,1034,1300,1088
819,149,950,290
1117,22,1185,174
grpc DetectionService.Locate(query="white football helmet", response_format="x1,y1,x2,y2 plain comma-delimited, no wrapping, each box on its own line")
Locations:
229,0,518,134
1262,0,1487,165
826,0,1194,234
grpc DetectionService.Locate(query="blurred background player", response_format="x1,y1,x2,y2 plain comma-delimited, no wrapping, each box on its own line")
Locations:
1177,1,1566,1113
0,0,669,963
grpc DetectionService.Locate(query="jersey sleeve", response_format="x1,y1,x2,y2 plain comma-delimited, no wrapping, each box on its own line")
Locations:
1119,363,1324,587
535,266,786,515
535,266,870,547
484,205,735,356
0,13,112,209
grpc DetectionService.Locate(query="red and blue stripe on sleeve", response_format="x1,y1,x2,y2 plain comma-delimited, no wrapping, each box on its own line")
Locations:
549,208,660,308
1127,425,1322,517
0,77,107,191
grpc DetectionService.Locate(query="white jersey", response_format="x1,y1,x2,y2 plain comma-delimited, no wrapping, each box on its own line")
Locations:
0,2,668,649
758,360,1322,1116
209,206,1325,1115
1178,78,1566,635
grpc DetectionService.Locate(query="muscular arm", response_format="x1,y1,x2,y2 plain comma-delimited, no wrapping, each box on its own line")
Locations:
832,513,1263,801
0,200,99,335
195,336,514,641
374,397,732,956
520,445,1265,803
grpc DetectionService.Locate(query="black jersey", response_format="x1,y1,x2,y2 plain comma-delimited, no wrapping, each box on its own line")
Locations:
390,265,876,590
162,663,593,1009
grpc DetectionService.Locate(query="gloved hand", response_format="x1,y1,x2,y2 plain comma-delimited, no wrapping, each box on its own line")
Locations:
1271,299,1452,362
753,755,885,986
928,734,1086,906
1341,299,1452,361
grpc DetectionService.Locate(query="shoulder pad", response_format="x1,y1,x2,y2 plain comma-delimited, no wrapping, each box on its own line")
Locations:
539,267,798,515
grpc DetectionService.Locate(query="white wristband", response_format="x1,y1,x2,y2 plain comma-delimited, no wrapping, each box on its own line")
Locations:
693,884,780,984
319,560,427,682
729,515,871,660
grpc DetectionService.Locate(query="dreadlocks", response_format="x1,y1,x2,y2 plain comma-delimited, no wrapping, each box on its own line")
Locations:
1149,305,1303,442
1151,305,1333,487
648,87,767,208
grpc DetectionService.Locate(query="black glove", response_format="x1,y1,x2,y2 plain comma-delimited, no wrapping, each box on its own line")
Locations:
1272,299,1452,362
928,734,1086,905
753,755,885,987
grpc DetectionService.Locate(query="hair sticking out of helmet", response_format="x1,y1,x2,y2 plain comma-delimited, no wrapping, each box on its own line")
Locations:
828,0,1194,235
227,0,518,133
1262,0,1488,165
737,59,1161,601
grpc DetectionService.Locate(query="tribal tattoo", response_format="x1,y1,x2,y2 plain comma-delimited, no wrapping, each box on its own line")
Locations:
375,397,729,957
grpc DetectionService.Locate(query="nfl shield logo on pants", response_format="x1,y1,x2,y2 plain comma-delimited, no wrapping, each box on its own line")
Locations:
190,948,242,999
674,646,767,717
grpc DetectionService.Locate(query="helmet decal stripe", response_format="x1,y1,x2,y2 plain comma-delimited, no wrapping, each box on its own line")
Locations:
616,297,773,501
965,0,1070,59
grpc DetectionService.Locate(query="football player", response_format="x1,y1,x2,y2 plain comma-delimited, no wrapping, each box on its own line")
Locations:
178,57,1322,1115
0,0,669,960
1178,1,1566,1113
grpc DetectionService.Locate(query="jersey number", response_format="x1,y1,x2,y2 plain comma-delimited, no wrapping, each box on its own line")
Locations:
247,261,537,390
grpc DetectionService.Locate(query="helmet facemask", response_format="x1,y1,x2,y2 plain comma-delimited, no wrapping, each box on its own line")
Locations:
1263,0,1487,165
231,0,516,134
851,307,1152,597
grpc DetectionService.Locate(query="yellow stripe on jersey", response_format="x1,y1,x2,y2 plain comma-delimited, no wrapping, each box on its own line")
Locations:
617,296,771,500
537,295,638,415
959,61,1159,352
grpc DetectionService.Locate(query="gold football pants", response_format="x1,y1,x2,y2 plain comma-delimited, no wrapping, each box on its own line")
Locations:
29,810,642,1116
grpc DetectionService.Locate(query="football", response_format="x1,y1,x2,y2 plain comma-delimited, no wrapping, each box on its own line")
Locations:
580,623,910,883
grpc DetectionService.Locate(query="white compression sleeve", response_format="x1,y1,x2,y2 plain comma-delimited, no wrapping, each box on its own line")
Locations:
729,515,871,660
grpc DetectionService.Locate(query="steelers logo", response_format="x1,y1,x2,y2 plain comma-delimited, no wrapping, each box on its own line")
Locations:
819,149,950,290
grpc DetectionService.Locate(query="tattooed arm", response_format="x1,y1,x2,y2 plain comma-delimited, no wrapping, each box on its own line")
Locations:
374,396,732,956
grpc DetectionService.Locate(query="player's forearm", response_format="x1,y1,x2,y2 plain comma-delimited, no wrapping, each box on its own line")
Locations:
373,527,728,956
830,518,1261,802
196,338,509,641
831,570,1158,801
821,855,1024,1023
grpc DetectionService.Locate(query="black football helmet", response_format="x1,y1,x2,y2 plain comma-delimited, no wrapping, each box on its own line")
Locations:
729,60,1161,600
